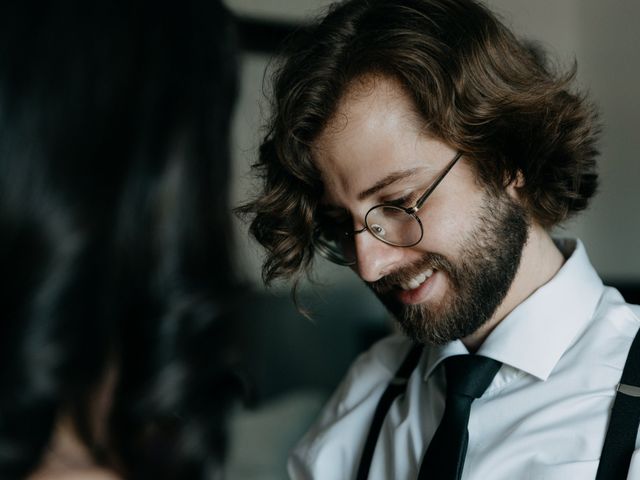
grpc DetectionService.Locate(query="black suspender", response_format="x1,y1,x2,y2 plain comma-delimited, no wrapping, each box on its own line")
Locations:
596,326,640,480
357,327,640,480
356,343,424,480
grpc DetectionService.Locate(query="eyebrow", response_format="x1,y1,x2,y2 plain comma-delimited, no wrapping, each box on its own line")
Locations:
357,168,420,201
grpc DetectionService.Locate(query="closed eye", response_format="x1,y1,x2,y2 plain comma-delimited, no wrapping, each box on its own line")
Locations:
385,192,418,208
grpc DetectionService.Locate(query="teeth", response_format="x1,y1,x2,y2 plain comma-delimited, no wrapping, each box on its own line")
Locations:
400,269,436,291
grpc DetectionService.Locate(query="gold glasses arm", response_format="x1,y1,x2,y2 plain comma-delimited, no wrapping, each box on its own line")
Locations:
408,151,463,214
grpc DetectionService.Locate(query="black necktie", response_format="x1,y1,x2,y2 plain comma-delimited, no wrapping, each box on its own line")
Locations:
417,354,502,480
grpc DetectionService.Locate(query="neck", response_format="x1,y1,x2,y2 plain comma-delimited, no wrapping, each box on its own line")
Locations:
461,224,565,352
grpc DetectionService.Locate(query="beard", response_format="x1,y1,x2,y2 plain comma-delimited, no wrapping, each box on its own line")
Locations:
368,191,529,345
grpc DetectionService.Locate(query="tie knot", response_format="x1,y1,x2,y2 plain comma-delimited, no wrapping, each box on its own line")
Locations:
443,354,502,399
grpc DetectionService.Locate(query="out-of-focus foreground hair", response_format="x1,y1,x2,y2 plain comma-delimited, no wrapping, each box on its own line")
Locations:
0,0,241,478
240,0,600,286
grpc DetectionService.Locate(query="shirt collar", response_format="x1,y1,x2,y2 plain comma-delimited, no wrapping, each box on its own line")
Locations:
424,238,605,382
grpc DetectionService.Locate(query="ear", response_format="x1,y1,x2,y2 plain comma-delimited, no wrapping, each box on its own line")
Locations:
505,170,525,199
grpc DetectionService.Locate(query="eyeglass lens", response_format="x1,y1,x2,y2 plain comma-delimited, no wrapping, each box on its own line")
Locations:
315,206,422,264
365,206,422,246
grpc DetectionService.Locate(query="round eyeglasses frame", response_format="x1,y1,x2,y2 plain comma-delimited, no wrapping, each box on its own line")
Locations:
313,151,463,266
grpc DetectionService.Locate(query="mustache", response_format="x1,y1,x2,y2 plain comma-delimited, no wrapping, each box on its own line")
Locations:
368,252,456,294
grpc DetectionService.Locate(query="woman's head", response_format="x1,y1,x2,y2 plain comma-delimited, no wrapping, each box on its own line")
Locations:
0,1,240,478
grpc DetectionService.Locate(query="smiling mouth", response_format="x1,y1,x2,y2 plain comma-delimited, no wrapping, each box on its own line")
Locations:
398,268,435,291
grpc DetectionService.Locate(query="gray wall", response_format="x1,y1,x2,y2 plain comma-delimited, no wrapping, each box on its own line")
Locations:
227,0,640,288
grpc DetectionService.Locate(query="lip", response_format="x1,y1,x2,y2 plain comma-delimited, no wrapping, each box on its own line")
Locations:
394,270,439,305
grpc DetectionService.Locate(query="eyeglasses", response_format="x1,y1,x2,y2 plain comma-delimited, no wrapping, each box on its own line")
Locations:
313,151,463,266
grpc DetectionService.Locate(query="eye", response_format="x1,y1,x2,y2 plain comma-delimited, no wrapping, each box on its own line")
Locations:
370,223,387,237
385,192,417,208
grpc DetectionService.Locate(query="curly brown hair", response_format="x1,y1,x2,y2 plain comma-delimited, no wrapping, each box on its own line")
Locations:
239,0,600,286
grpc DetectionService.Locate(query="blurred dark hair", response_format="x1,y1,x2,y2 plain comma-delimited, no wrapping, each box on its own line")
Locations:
240,0,600,285
0,0,241,478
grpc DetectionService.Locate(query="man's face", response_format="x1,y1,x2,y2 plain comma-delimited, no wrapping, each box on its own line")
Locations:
312,76,529,345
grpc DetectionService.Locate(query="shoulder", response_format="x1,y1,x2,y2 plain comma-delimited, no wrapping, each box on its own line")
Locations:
581,286,640,371
595,286,640,336
627,299,640,321
334,333,416,407
289,334,415,479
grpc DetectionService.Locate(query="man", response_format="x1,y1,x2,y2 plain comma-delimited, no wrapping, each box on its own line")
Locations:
241,0,640,478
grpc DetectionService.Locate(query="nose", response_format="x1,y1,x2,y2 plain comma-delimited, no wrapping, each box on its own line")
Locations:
353,228,404,282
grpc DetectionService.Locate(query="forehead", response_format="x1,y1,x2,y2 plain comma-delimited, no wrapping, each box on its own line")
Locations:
312,75,452,204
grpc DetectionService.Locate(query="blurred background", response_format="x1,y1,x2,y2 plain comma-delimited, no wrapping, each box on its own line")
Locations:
222,1,640,478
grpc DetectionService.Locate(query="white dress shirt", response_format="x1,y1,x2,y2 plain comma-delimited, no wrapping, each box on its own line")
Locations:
288,239,640,479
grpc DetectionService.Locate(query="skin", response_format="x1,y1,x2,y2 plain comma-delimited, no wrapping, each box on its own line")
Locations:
313,74,565,352
28,417,120,480
28,366,121,480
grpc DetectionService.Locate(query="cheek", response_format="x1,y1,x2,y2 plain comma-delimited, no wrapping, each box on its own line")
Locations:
413,194,484,256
